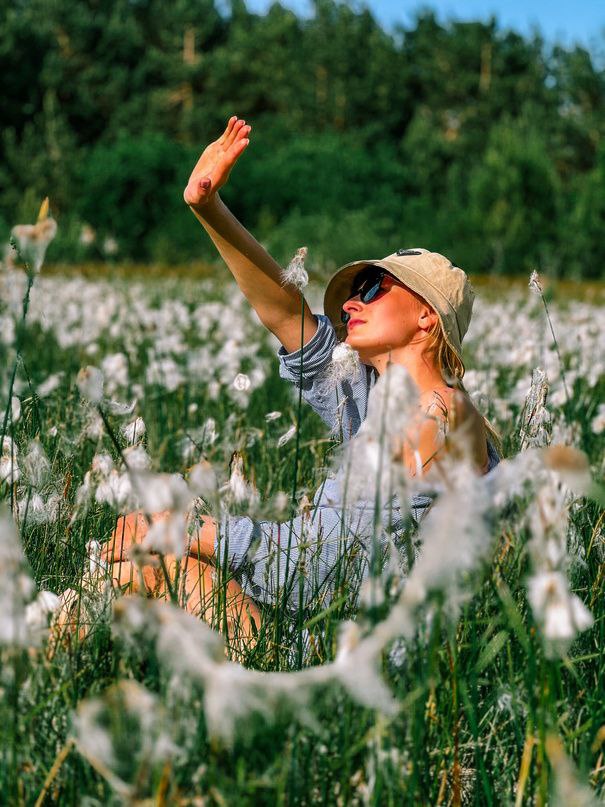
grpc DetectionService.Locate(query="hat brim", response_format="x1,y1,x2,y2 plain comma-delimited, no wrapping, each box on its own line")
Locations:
323,258,465,361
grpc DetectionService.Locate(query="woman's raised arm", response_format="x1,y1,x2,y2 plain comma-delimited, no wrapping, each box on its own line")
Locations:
184,116,317,353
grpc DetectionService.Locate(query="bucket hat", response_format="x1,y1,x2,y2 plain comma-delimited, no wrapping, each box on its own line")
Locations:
323,248,475,362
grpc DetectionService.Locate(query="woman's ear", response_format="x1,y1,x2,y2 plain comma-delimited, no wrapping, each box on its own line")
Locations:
417,306,439,332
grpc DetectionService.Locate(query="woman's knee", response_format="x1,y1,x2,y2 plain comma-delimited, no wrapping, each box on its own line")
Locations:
110,557,163,596
109,553,262,643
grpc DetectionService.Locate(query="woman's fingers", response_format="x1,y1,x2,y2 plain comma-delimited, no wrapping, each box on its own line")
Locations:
222,129,250,173
229,136,249,159
225,118,247,149
218,115,237,146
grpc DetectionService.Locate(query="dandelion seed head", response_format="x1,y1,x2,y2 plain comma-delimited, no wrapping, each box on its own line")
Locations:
105,398,136,417
133,471,191,515
122,444,151,471
528,570,593,656
84,410,105,441
37,372,63,398
95,471,133,512
590,403,605,435
189,461,218,500
101,352,129,393
79,223,96,246
25,590,60,643
102,235,119,256
225,454,259,506
11,396,21,424
0,452,20,484
143,511,188,558
0,508,37,646
17,491,60,526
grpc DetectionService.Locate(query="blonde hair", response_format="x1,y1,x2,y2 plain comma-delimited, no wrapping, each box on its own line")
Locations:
424,318,504,458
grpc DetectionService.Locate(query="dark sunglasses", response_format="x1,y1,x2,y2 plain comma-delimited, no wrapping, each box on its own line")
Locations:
341,268,392,324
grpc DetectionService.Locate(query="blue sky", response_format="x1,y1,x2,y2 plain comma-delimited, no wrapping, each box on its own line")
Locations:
245,0,604,52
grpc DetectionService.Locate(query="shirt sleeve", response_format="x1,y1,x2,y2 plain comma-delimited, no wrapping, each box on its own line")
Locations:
277,313,337,387
276,314,343,433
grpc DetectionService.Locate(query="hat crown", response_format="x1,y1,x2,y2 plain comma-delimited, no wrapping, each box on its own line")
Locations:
385,248,475,339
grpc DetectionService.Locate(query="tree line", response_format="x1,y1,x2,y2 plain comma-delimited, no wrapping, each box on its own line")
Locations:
1,0,604,278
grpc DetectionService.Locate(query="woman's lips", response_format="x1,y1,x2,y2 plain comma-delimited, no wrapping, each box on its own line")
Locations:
347,319,365,330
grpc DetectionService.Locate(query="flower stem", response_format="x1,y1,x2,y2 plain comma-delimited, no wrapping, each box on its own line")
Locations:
275,294,306,666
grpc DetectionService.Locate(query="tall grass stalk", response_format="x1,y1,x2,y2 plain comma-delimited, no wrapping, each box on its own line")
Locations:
274,292,306,667
530,271,571,406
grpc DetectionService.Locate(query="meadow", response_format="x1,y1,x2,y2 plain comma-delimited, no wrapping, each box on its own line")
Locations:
1,214,604,806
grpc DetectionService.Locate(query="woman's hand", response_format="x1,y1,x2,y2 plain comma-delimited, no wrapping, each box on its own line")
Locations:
100,510,218,564
183,116,251,210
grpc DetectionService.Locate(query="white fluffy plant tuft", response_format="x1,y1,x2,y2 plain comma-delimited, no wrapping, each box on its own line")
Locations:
77,365,105,404
329,342,362,384
525,469,594,657
10,197,58,276
339,363,419,509
280,246,309,292
0,507,60,648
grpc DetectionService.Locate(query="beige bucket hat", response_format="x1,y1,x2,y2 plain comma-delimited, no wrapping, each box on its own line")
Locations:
323,248,475,362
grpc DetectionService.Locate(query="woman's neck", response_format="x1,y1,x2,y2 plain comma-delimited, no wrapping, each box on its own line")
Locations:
368,344,446,395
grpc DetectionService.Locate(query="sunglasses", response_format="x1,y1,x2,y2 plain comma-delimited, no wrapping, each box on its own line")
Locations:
341,268,394,324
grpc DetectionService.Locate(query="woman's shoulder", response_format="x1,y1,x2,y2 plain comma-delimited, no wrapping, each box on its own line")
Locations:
421,385,478,421
421,385,489,469
419,385,460,419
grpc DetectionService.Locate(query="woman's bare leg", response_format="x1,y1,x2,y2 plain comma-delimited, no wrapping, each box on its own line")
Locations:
110,554,262,653
98,509,262,655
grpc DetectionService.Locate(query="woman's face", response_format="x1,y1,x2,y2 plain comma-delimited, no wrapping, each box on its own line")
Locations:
342,271,434,363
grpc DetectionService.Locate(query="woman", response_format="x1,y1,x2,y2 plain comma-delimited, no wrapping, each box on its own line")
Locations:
101,117,501,645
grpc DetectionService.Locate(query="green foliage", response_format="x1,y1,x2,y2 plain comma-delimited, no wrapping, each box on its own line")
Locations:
75,134,212,261
563,139,605,279
467,118,561,274
0,0,604,275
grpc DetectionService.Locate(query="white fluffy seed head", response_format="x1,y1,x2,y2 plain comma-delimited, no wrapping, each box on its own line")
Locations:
281,246,309,291
121,416,146,445
10,211,58,276
22,439,51,488
277,424,297,448
232,373,251,392
77,366,104,403
528,270,543,295
329,342,362,384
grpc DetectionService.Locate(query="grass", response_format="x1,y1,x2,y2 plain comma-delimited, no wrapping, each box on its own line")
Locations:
0,261,603,805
